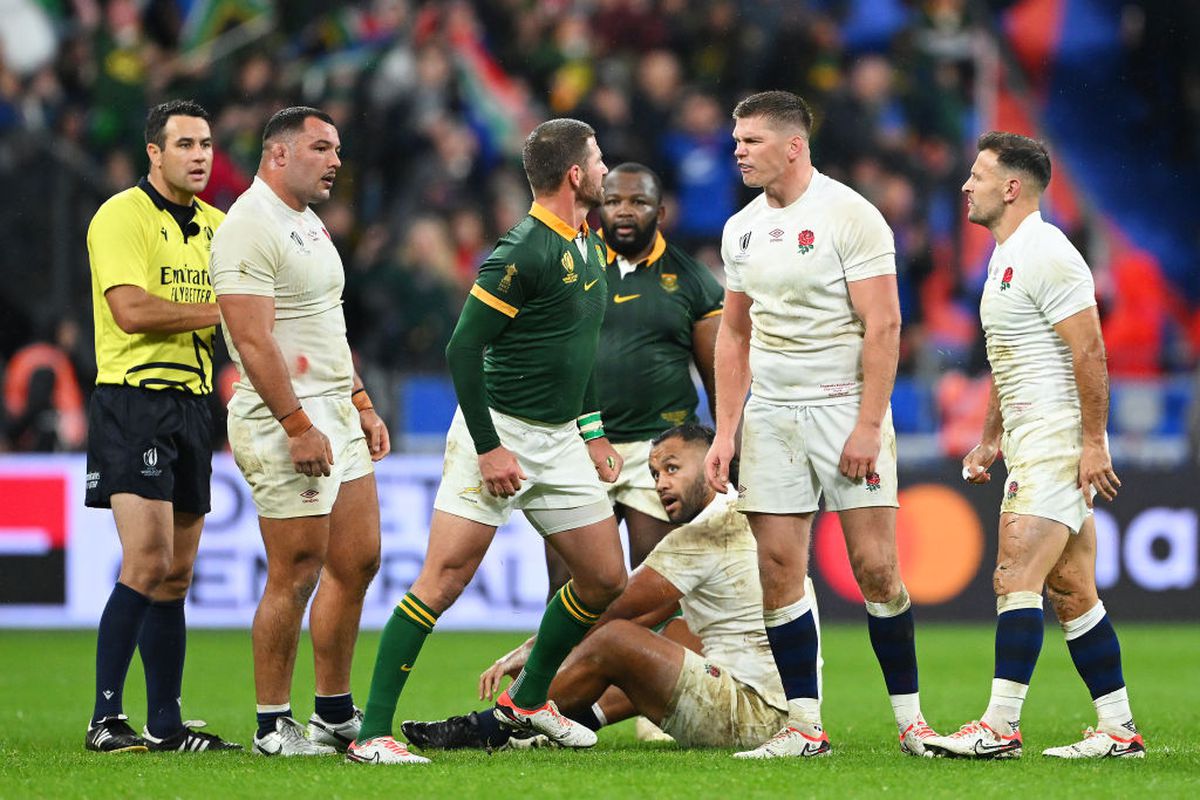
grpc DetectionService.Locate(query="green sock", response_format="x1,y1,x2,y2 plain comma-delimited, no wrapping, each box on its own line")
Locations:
510,581,601,709
358,593,438,741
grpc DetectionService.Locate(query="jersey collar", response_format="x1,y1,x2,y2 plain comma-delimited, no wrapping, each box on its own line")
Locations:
138,176,199,238
529,202,589,241
605,230,667,267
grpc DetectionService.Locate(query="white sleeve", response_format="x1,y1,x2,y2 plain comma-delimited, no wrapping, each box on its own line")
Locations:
720,219,744,292
1029,240,1096,324
210,213,279,297
640,525,720,596
838,198,896,282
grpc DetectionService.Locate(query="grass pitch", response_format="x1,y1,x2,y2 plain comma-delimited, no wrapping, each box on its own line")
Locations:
0,624,1196,799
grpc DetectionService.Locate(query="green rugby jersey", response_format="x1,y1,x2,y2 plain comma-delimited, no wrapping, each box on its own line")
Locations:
595,232,724,443
448,202,608,452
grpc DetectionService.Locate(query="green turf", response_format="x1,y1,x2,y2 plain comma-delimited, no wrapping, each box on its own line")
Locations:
0,624,1196,798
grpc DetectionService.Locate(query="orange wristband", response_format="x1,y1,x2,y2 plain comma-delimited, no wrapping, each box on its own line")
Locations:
352,388,373,412
279,408,313,438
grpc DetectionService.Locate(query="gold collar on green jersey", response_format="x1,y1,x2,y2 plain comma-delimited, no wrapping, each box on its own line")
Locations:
605,230,667,268
529,202,590,241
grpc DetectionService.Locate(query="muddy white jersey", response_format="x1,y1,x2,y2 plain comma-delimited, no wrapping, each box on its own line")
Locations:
721,170,895,405
211,177,354,419
980,211,1096,427
642,490,786,711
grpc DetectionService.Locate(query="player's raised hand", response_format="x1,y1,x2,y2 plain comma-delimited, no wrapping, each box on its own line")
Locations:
478,636,534,701
1078,441,1120,507
839,422,881,481
705,436,735,493
358,407,391,461
478,445,526,497
587,438,623,483
962,440,999,485
289,425,334,477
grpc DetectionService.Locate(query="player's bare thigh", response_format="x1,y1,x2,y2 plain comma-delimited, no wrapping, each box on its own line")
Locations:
323,473,382,585
408,510,497,613
745,511,815,607
545,513,627,608
1044,515,1100,622
994,512,1072,595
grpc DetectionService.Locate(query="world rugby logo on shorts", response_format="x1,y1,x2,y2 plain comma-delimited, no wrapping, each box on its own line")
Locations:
140,447,161,477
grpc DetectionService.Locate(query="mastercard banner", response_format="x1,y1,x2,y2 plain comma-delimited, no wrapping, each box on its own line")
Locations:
0,456,1195,627
808,464,1199,622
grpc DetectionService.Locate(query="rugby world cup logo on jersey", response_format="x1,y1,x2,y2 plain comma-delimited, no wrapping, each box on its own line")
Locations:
1001,267,1013,291
561,250,578,284
798,230,815,255
497,264,518,293
739,231,751,252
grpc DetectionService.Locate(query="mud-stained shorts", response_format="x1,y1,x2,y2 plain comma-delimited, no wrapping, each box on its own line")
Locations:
661,649,787,748
228,395,373,519
607,440,669,522
433,407,612,535
737,398,899,514
999,414,1093,534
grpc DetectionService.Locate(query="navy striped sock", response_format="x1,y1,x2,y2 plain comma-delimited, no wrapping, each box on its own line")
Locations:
1067,615,1125,699
93,582,151,723
765,609,819,700
994,608,1043,683
867,608,919,695
139,598,186,738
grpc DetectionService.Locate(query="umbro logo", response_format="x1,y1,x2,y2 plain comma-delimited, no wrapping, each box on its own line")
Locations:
300,489,319,503
769,228,784,242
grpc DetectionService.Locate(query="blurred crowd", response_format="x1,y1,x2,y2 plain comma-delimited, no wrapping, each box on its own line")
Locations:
0,0,1198,456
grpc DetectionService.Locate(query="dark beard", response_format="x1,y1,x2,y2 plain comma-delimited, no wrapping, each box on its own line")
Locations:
605,222,657,260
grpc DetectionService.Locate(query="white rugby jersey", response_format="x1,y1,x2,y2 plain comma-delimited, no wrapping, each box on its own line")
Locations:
721,170,896,404
980,211,1096,427
211,177,354,418
642,490,786,712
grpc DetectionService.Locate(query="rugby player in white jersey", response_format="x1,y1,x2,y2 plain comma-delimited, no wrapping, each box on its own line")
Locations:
211,107,389,756
704,90,936,758
400,424,814,751
923,132,1144,760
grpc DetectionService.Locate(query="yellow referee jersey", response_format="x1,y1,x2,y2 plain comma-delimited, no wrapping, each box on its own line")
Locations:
87,179,224,395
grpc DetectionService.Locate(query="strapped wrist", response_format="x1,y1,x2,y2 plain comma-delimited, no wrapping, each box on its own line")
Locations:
577,411,605,442
351,387,373,412
278,407,313,438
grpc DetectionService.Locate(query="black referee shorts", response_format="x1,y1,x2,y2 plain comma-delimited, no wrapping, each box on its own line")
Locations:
85,384,213,514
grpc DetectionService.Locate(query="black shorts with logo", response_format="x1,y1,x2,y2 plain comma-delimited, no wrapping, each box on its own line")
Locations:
85,384,213,514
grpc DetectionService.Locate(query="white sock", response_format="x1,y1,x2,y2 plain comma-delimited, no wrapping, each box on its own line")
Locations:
591,702,608,729
1094,687,1135,733
890,692,921,732
983,678,1027,734
256,703,291,714
787,697,821,727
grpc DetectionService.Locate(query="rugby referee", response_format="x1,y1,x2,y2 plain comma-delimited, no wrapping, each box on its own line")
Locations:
83,100,238,754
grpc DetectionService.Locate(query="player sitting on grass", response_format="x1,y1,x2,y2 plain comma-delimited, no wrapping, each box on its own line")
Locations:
402,423,818,751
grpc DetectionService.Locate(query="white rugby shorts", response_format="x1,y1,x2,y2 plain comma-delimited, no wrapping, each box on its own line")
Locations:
661,648,787,748
607,439,669,522
433,407,612,535
227,395,374,519
999,413,1093,533
737,398,899,514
